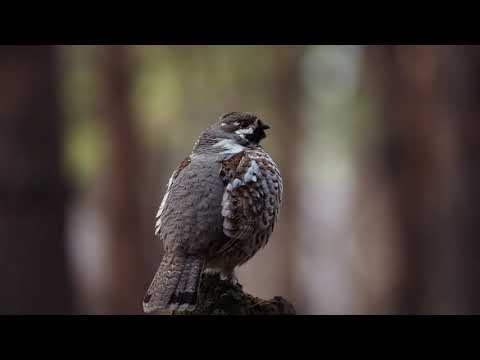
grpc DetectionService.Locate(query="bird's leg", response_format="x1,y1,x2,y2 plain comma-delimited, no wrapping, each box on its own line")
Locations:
229,271,239,286
223,268,241,287
203,267,229,280
203,267,239,286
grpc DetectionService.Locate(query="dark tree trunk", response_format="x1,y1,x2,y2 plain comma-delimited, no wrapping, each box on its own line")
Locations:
0,45,74,314
365,45,443,313
365,45,480,313
96,45,149,313
440,45,480,312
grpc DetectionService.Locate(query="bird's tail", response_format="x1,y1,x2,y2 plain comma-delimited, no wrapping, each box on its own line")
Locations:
143,251,205,313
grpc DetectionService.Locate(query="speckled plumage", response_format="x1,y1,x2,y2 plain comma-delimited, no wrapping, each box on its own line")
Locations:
143,112,283,313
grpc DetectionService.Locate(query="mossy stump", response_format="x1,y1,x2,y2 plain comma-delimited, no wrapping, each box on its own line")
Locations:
173,272,296,315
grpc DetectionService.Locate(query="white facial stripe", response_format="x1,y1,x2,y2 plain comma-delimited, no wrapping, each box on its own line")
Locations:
213,138,246,154
235,127,254,135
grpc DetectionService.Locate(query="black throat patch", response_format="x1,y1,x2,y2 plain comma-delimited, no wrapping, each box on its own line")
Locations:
245,126,267,144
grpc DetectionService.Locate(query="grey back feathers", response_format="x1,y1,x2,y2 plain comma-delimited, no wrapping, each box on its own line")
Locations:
143,112,283,313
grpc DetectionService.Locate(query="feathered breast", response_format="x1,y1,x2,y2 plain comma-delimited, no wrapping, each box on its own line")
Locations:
218,148,283,258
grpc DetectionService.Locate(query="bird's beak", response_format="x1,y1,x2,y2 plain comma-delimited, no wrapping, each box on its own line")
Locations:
258,120,270,130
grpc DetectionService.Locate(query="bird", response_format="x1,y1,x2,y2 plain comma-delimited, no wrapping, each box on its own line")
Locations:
142,112,283,313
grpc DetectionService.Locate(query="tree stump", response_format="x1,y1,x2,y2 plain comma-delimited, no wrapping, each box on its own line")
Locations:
173,273,296,315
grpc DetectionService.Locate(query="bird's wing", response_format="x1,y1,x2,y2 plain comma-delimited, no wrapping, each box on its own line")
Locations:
219,149,283,252
154,156,191,236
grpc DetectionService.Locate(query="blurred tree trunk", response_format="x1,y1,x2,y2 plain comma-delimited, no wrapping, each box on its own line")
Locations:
365,45,480,313
440,45,480,312
365,45,443,313
96,45,149,314
0,45,74,313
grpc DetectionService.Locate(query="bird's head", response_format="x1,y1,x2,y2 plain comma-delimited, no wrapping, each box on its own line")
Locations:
216,112,270,146
193,112,270,155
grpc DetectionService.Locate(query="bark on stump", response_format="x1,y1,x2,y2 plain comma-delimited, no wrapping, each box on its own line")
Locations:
173,273,296,315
